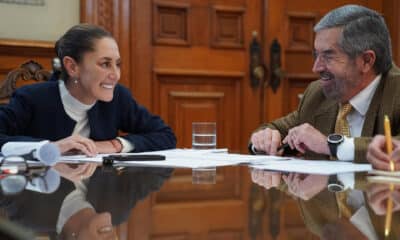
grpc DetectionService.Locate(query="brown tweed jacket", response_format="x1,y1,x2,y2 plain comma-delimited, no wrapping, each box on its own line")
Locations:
257,65,400,163
298,188,400,239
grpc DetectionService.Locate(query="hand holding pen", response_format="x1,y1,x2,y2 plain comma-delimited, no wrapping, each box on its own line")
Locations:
366,135,400,171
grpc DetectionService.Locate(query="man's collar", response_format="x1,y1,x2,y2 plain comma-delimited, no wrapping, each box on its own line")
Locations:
349,74,381,116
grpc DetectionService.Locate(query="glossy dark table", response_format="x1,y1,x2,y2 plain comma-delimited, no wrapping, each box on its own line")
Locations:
0,165,399,240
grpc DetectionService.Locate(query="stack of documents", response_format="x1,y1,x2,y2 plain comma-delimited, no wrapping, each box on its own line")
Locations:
58,148,373,175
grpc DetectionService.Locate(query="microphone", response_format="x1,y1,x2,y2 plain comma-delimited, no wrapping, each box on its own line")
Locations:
25,168,61,194
0,167,61,195
1,141,60,166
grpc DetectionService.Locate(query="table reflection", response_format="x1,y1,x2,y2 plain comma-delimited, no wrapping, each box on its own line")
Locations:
0,166,173,239
2,164,400,239
251,169,400,240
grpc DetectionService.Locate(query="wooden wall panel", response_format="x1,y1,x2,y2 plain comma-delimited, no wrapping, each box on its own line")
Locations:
210,5,245,49
152,234,188,240
152,69,243,151
284,74,315,114
153,1,190,46
208,230,243,240
286,12,317,53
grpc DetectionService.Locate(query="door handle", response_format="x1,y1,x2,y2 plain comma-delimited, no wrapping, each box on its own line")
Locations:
249,31,266,89
270,38,285,92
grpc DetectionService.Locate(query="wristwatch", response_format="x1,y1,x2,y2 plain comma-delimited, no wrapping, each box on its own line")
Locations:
327,134,344,158
327,174,345,192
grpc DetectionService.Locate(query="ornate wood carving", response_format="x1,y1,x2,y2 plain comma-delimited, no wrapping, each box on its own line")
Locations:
80,0,115,35
211,5,245,49
153,0,190,46
97,0,114,34
0,60,51,104
286,12,317,53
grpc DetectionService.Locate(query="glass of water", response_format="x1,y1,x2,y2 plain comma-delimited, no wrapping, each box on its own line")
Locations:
192,122,216,149
192,122,217,184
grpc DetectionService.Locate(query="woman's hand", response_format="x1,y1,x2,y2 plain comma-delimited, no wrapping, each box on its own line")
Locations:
54,135,97,156
94,139,122,154
53,162,98,182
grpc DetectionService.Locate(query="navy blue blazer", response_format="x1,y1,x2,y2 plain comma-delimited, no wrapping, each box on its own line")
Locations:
0,81,176,152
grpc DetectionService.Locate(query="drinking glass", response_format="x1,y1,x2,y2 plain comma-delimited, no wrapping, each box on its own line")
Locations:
192,122,217,184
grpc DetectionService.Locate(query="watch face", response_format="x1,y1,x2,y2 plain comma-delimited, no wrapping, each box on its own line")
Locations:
328,134,344,144
327,183,345,193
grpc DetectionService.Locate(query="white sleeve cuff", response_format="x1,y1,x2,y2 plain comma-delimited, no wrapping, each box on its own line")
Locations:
117,137,135,153
336,136,354,161
337,172,355,189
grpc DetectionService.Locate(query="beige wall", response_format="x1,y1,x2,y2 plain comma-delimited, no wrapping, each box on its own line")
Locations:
0,0,79,41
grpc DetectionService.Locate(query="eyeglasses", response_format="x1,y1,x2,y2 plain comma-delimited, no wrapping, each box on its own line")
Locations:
0,156,50,195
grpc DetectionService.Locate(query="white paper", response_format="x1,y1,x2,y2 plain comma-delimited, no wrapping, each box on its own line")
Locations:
250,158,372,175
58,149,373,174
59,149,290,169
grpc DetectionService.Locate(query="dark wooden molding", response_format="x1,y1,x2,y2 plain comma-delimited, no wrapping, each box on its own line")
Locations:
0,39,54,57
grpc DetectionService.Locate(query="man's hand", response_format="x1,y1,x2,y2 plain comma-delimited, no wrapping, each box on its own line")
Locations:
283,123,330,155
250,128,282,155
366,183,400,215
367,135,400,170
282,173,328,200
251,169,282,189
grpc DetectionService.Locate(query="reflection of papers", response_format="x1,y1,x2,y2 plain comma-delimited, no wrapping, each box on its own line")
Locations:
250,158,372,175
367,170,400,184
59,149,290,169
367,175,400,184
368,170,400,177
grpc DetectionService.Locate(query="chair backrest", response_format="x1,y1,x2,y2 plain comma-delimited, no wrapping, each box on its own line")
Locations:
0,60,52,105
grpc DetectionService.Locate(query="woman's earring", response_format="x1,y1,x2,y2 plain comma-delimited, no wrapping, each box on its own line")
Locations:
74,78,78,84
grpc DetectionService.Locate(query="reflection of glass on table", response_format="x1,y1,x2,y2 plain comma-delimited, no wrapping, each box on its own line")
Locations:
192,122,217,184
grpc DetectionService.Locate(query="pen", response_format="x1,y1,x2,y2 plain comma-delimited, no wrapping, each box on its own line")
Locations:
103,154,166,162
384,115,394,171
384,115,393,237
277,143,299,156
277,143,288,152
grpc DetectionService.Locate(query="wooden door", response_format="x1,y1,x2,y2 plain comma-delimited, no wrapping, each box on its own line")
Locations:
127,0,265,239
